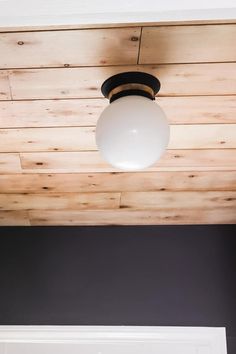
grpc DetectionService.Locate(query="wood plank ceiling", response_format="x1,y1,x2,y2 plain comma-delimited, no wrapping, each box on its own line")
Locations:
0,23,236,225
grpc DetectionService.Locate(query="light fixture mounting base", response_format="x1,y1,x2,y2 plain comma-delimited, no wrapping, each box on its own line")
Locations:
101,71,161,103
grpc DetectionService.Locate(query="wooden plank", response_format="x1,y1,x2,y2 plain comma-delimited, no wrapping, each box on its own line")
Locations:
140,24,236,64
29,207,236,225
157,96,236,124
0,127,96,152
0,192,120,211
0,71,11,100
169,124,236,149
120,191,236,210
1,124,236,152
20,149,236,173
0,211,30,226
21,151,108,172
1,96,236,128
0,153,21,173
8,63,236,100
0,99,106,128
154,62,236,97
1,171,236,193
0,28,141,68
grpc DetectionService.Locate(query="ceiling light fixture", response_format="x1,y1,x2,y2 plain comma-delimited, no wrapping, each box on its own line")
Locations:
96,72,170,171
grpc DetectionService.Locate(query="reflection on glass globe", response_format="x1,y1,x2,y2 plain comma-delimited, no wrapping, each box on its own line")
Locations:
96,95,170,171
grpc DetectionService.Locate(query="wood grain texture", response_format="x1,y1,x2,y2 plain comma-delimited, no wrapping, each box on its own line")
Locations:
1,22,235,226
29,208,236,225
140,24,236,64
0,211,30,226
0,153,21,173
120,191,236,210
169,124,236,149
0,127,97,152
8,63,236,100
20,151,108,173
0,193,120,211
1,124,235,152
1,171,236,193
1,96,236,128
157,96,236,124
20,150,236,173
0,28,141,68
0,99,106,128
0,71,11,100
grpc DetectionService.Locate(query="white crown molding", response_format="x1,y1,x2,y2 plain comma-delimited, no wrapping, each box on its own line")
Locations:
0,326,227,354
0,10,236,28
0,1,236,28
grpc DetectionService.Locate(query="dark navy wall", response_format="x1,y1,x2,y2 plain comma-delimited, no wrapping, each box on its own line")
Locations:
0,225,235,352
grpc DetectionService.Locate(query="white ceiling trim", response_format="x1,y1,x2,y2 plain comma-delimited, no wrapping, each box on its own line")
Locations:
0,0,236,28
0,326,227,354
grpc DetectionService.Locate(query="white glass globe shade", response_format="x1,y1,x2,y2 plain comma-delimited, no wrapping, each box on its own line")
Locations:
96,95,170,171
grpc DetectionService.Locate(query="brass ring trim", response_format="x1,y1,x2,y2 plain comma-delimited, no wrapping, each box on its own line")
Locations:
108,83,155,101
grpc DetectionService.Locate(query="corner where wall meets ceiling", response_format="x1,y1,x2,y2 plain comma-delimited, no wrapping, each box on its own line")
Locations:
0,9,236,225
0,0,236,29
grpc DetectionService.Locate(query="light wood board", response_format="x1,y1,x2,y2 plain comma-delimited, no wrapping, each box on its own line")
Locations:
29,208,236,226
0,124,235,152
0,28,140,68
1,171,235,193
140,24,236,64
5,63,236,100
19,150,236,173
0,96,236,128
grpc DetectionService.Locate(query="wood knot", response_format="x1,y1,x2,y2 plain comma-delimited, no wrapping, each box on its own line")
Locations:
131,36,139,41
